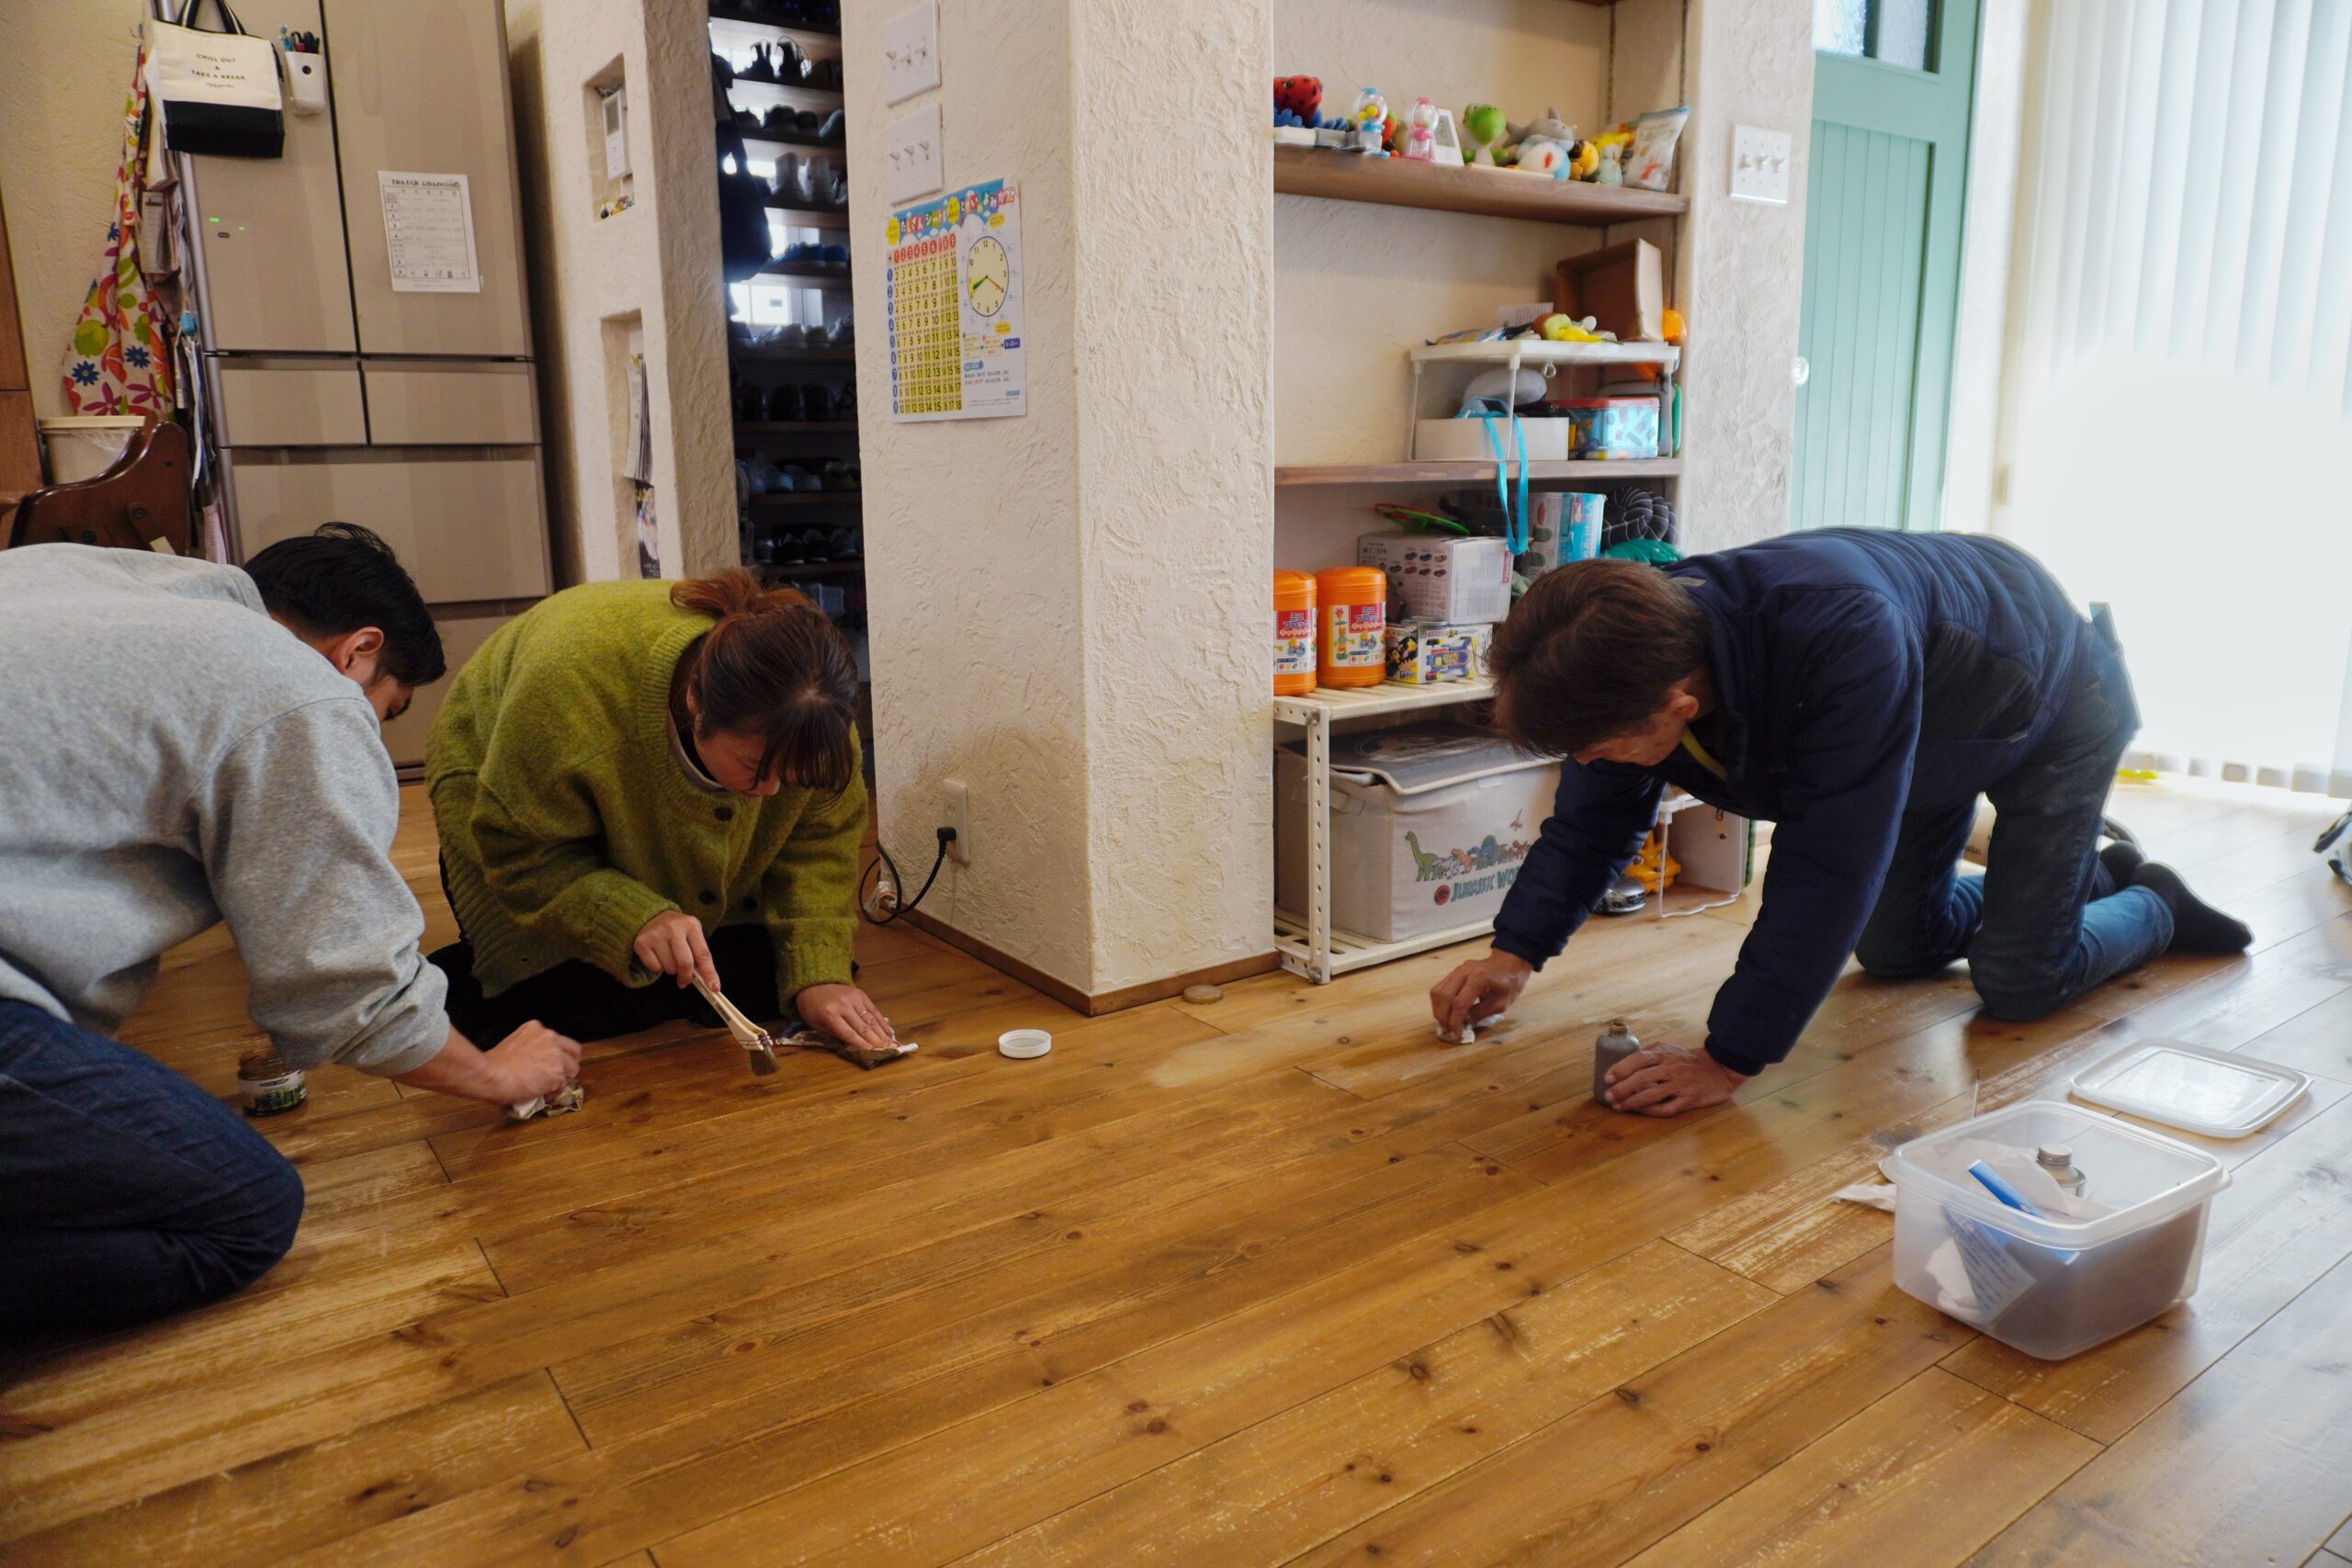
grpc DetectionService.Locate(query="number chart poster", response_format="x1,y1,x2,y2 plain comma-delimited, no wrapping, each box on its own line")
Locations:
884,179,1024,421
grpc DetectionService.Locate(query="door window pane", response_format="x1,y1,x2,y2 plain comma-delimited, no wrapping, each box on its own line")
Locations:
1815,0,1939,70
1815,0,1868,56
1876,0,1933,69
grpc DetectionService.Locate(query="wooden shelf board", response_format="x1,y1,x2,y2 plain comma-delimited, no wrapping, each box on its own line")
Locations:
734,420,859,434
752,264,851,285
707,8,839,44
764,203,850,230
731,344,854,362
748,491,862,509
741,131,848,157
751,558,865,579
1272,143,1687,225
726,79,843,108
1274,457,1683,487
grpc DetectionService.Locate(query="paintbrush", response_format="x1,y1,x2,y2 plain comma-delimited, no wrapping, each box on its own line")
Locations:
689,974,782,1074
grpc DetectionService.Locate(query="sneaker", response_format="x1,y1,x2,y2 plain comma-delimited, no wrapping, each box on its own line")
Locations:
761,105,794,135
818,109,844,141
823,315,854,346
779,39,812,82
801,382,835,420
820,243,848,268
764,383,806,422
796,155,825,208
831,380,856,419
782,464,820,494
827,169,848,208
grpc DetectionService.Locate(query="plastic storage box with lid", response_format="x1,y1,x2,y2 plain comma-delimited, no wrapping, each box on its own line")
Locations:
1275,722,1558,942
1883,1101,2229,1360
2068,1037,2311,1137
1358,533,1512,626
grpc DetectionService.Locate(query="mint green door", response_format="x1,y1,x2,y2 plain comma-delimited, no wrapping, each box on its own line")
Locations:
1791,0,1981,532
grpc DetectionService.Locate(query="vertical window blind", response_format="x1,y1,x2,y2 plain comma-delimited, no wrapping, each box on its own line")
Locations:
1993,0,2352,796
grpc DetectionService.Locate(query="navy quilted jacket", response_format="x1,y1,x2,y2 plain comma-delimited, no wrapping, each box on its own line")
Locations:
1489,528,2090,1076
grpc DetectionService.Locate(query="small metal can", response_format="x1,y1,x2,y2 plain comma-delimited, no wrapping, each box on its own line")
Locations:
237,1048,307,1117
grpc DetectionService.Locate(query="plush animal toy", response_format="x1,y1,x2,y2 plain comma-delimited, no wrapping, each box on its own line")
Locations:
1517,136,1576,179
1498,107,1577,166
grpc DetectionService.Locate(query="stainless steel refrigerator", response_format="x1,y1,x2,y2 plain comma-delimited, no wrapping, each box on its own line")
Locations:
176,0,548,765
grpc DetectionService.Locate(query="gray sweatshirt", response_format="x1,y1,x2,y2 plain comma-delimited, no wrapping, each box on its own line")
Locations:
0,546,450,1074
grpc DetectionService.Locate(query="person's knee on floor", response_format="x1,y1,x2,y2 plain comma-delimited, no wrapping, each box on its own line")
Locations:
178,1143,306,1314
1854,928,1962,982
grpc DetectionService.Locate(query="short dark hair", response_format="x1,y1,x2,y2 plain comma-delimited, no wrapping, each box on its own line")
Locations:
672,569,860,795
1488,559,1709,757
243,523,446,686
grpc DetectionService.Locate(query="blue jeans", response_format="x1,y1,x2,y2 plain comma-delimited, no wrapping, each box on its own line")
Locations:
0,1001,304,1337
1854,629,2175,1021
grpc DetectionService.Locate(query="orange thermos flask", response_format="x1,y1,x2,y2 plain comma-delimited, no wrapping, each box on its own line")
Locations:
1315,566,1387,689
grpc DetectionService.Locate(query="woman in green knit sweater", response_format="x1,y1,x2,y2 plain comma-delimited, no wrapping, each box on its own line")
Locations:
424,570,896,1054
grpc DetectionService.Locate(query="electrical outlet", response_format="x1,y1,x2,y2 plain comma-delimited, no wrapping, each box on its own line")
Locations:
941,777,971,864
1729,124,1792,205
882,0,940,107
886,103,944,204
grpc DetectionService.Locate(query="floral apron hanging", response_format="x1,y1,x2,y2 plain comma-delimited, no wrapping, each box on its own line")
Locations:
62,48,175,417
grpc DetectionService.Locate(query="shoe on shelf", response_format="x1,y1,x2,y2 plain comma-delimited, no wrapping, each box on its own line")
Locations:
831,380,856,419
764,383,806,422
794,156,825,208
781,465,820,494
779,39,812,82
761,105,794,135
733,383,766,423
818,109,844,142
770,152,801,205
731,107,763,135
823,315,854,347
827,169,848,208
800,382,835,421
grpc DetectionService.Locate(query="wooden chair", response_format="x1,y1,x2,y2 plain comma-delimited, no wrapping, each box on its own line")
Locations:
6,420,196,556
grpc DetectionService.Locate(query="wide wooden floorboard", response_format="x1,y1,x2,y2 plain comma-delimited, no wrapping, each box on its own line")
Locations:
5,778,2349,1567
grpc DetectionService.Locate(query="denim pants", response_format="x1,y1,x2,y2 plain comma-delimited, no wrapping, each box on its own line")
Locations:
1854,629,2175,1020
0,1001,305,1337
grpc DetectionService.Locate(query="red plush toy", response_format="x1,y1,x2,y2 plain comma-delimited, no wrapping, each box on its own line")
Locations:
1274,75,1322,125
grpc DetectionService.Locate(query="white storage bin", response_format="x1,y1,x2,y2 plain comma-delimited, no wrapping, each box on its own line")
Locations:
1413,416,1572,462
1884,1101,2228,1360
1358,533,1513,626
1275,723,1558,942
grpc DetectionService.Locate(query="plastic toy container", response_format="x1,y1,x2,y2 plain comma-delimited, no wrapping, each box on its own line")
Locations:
1884,1101,2228,1360
1274,570,1317,696
1314,566,1387,689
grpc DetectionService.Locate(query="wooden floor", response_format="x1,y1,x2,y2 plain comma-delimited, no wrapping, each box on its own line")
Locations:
5,779,2351,1567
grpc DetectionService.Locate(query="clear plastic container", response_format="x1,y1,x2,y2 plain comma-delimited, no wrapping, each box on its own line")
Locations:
1884,1101,2228,1360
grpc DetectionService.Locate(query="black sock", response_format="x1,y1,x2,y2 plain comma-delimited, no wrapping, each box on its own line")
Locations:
2132,862,2254,953
2098,839,2146,891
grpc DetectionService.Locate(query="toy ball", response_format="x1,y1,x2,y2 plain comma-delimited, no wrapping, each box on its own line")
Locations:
1274,75,1323,124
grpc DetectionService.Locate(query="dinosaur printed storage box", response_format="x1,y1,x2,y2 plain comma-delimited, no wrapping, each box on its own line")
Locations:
1275,722,1560,942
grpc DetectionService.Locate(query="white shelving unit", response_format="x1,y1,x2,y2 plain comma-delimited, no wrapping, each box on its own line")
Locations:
1272,677,1748,985
1273,680,1498,983
1404,338,1679,463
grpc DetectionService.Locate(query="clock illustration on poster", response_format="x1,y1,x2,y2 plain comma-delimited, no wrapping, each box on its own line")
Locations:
967,234,1010,317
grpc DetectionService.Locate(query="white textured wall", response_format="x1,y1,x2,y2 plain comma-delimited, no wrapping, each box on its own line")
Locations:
1942,0,2028,534
504,0,733,582
845,0,1273,997
1667,0,1814,553
1072,0,1275,990
0,1,148,420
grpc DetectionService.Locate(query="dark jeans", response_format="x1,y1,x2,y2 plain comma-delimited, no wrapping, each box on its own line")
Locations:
0,1000,305,1337
1855,629,2175,1021
429,924,789,1045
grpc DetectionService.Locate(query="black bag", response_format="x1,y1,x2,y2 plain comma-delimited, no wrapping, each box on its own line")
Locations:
715,122,775,286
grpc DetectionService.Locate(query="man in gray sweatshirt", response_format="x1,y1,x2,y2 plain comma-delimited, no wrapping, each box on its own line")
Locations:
0,525,581,1336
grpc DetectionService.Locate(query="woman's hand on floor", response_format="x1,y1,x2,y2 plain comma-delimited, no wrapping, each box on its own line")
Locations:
797,983,897,1054
634,909,719,989
493,1020,583,1100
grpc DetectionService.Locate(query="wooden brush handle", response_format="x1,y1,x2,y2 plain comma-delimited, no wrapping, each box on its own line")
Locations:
688,975,765,1047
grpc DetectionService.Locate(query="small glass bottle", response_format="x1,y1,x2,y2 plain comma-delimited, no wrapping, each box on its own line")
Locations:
1593,1019,1642,1105
2036,1143,2087,1197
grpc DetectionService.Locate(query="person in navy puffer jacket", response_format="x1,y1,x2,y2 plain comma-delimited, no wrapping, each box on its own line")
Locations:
1430,529,2251,1116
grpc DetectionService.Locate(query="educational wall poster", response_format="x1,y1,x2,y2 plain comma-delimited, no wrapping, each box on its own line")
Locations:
378,171,482,294
884,178,1024,421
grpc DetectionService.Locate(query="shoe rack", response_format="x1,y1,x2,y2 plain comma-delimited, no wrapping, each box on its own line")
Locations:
709,1,865,655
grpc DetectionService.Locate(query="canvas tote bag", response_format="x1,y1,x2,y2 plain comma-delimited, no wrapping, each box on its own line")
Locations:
146,0,284,158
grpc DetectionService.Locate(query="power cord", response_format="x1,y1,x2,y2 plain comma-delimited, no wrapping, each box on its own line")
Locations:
860,826,955,925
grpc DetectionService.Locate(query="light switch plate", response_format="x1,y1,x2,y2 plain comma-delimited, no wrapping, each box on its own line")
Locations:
1730,124,1792,205
886,102,944,203
882,0,940,106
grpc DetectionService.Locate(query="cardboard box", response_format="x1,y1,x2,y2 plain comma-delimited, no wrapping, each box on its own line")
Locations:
1359,533,1514,625
1553,239,1666,344
1385,619,1479,685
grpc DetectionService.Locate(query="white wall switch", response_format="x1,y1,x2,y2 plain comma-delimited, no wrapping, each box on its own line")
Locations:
886,103,944,202
882,0,940,107
1730,124,1792,205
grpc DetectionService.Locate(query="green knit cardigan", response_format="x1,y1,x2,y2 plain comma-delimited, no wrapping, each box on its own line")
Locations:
425,580,863,1001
